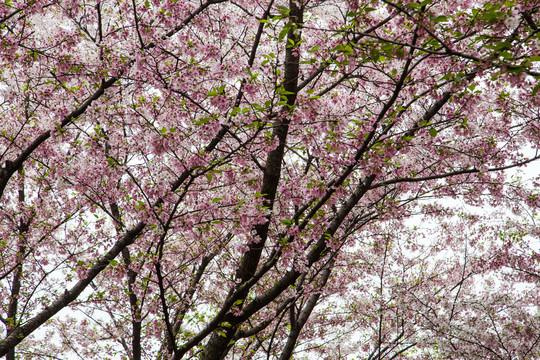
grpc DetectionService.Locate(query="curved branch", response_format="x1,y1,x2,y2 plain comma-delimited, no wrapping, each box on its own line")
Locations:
0,222,146,356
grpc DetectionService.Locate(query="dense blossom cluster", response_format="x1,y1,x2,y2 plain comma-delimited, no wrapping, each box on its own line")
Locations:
0,0,539,359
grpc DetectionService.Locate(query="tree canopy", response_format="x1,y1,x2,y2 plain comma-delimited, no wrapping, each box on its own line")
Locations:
0,0,539,359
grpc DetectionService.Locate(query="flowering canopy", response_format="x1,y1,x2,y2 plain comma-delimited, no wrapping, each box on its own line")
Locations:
0,0,539,359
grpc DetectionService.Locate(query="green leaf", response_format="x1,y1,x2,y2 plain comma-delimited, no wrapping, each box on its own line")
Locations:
276,5,289,14
493,41,512,51
404,135,414,142
480,10,504,21
433,15,449,23
370,48,380,62
429,128,438,137
278,22,291,42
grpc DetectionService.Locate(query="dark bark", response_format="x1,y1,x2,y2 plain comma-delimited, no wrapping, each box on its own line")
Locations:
0,76,118,200
0,70,232,360
5,251,22,360
111,186,143,360
198,2,304,359
172,171,377,359
279,266,332,360
0,221,146,357
4,169,28,360
0,2,246,357
122,248,142,360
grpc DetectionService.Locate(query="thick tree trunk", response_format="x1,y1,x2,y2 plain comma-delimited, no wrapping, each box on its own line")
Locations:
5,262,21,360
5,170,27,360
199,1,304,359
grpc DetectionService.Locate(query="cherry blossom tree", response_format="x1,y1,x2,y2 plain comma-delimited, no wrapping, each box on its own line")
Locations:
0,0,539,359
